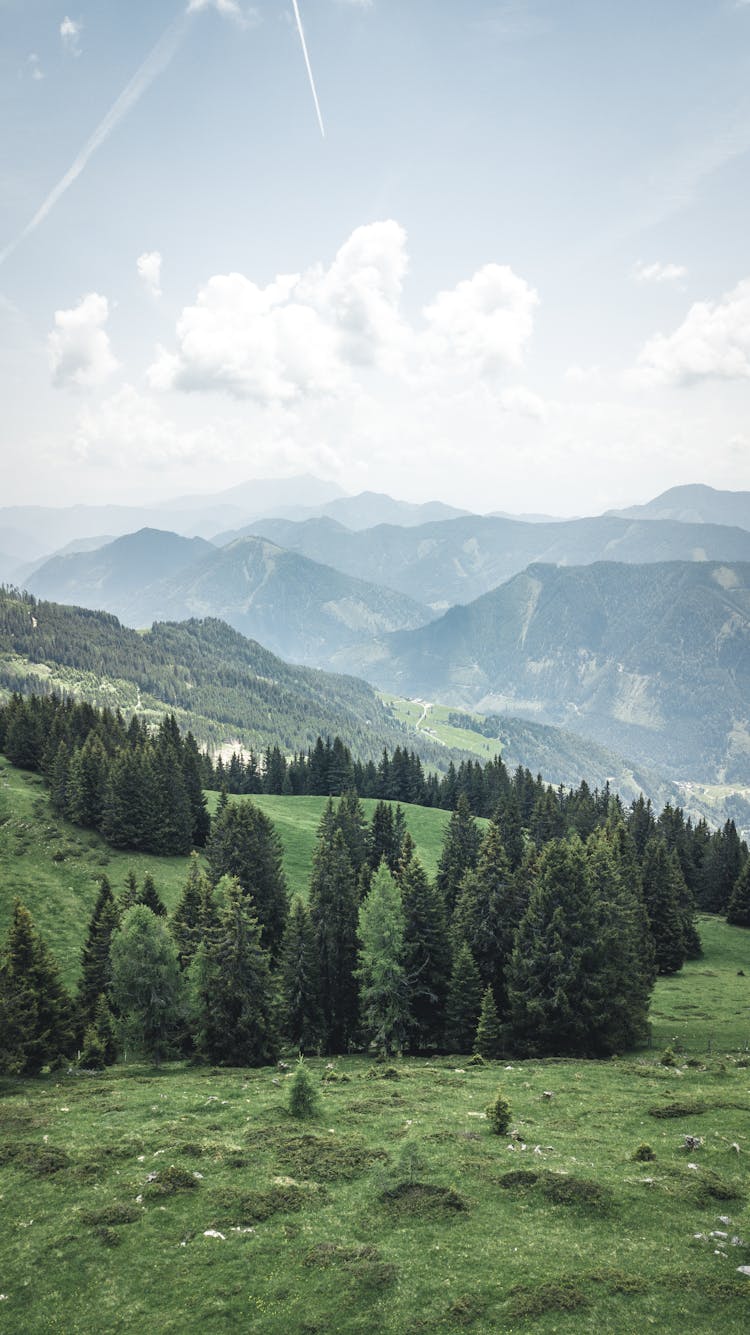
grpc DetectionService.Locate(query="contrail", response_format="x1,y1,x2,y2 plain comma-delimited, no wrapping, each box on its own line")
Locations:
291,0,325,139
0,12,190,268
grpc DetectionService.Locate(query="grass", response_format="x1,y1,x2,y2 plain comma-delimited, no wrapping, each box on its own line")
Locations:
381,694,501,761
0,1050,749,1332
648,916,750,1054
0,760,466,986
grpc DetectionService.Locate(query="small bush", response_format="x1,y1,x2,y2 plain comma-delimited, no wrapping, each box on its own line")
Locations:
209,1184,310,1225
380,1182,469,1216
288,1059,320,1120
632,1143,657,1162
660,1046,677,1067
485,1089,511,1135
0,1143,71,1175
304,1241,396,1285
143,1165,198,1197
648,1100,707,1119
467,1053,486,1067
364,1065,401,1081
506,1278,588,1318
80,1203,141,1227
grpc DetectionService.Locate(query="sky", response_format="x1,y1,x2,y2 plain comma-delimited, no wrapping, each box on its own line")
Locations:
1,0,750,516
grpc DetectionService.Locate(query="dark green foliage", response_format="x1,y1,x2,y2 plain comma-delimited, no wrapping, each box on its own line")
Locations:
648,1100,707,1118
727,859,750,927
170,853,208,970
309,824,359,1053
137,872,167,918
436,795,482,913
0,900,75,1074
474,987,503,1059
356,863,410,1056
452,820,516,1010
80,1203,141,1227
632,1143,656,1161
190,876,279,1067
399,854,451,1052
205,800,288,961
380,1182,468,1216
506,1278,588,1319
485,1088,511,1134
288,1058,320,1119
445,942,483,1053
143,1165,198,1197
272,1131,387,1181
641,837,690,975
280,896,324,1053
77,876,119,1025
110,905,186,1065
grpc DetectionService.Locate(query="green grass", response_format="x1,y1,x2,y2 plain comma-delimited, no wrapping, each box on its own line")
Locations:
1,1047,749,1332
648,916,750,1054
381,694,501,761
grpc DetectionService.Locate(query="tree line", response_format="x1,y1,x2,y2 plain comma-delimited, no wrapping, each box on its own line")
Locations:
3,781,749,1076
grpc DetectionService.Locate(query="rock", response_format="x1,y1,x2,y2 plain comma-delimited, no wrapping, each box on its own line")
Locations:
203,1230,225,1241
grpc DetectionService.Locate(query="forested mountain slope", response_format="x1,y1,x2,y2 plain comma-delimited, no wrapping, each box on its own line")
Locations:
344,560,750,782
244,512,750,609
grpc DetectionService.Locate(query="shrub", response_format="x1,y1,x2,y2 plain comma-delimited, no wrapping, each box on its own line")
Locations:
632,1143,656,1162
660,1046,677,1067
288,1059,320,1119
485,1089,511,1135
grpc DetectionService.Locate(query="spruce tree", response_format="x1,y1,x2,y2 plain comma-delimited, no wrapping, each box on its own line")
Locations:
584,827,653,1052
77,876,120,1027
138,872,167,918
641,837,689,975
474,985,503,1058
357,863,410,1056
436,795,482,913
205,800,288,961
191,876,279,1066
727,860,750,928
280,896,324,1053
171,853,209,970
288,1057,320,1118
451,821,516,1010
445,942,483,1053
400,854,451,1052
66,735,109,830
309,826,359,1053
110,906,185,1065
1,901,75,1073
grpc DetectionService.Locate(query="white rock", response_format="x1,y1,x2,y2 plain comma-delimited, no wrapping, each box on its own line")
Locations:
203,1230,225,1240
736,1266,750,1276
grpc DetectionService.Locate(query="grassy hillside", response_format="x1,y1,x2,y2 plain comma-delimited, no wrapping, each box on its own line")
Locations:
0,762,456,986
1,1015,750,1329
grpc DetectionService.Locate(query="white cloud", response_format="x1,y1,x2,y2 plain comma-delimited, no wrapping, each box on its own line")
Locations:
187,0,259,24
137,251,163,298
150,222,538,403
632,260,687,285
423,264,538,376
636,278,750,385
60,16,82,56
48,293,119,389
70,385,210,466
27,53,45,81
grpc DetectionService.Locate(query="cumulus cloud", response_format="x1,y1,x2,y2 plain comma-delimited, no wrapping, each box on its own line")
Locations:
137,251,163,298
60,17,82,56
70,385,210,465
632,260,687,284
149,222,537,403
48,293,119,389
187,0,259,23
637,278,750,385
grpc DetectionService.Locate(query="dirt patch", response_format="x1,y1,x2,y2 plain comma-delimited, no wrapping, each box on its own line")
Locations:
273,1132,387,1182
380,1182,469,1217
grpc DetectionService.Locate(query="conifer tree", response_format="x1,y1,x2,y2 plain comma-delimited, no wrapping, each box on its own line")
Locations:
451,821,516,1009
727,860,750,928
120,869,139,912
171,852,208,969
67,734,109,829
288,1057,320,1118
1,901,75,1073
436,794,482,913
368,801,397,871
182,731,211,848
474,985,503,1059
584,827,652,1052
641,837,689,975
335,791,369,874
110,905,185,1065
190,876,279,1066
309,826,359,1053
205,800,288,961
445,941,483,1052
357,862,409,1056
138,872,167,918
400,854,451,1051
280,896,324,1053
101,746,157,850
77,876,120,1026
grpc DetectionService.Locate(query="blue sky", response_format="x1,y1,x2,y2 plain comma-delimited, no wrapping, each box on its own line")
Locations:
1,0,750,513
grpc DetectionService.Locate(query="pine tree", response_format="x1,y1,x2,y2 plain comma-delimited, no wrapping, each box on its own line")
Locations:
451,821,516,1009
727,860,750,928
190,876,279,1066
1,901,75,1073
436,795,482,913
171,852,208,970
182,732,211,848
110,906,185,1065
66,735,109,830
400,854,451,1052
288,1057,320,1118
120,870,139,912
205,800,288,961
309,826,359,1053
357,863,410,1056
584,827,653,1052
445,942,483,1053
474,986,503,1058
280,897,324,1053
138,872,167,918
101,746,157,850
77,876,120,1027
641,837,689,975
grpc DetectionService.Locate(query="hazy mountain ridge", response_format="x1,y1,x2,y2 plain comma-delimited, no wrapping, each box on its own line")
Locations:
243,511,750,608
26,529,214,609
609,483,750,531
339,560,750,783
